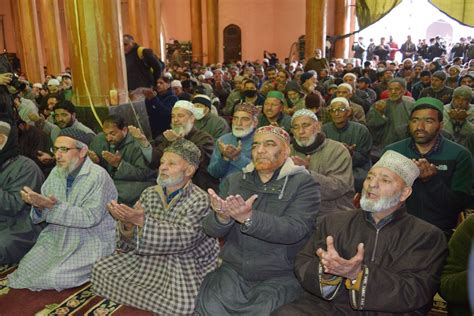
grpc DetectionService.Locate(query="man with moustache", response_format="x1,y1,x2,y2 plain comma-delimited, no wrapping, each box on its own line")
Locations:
196,126,320,315
290,109,355,215
257,90,292,133
92,139,219,315
40,100,95,142
385,97,473,238
89,115,156,206
136,100,218,191
273,150,448,315
367,78,415,157
8,128,117,290
208,103,259,181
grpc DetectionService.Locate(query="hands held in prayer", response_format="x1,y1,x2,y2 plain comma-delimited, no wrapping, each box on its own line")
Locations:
88,150,100,164
37,150,55,165
102,150,122,168
412,158,437,182
0,73,12,86
290,155,311,169
218,139,242,161
374,100,387,115
448,108,468,122
163,129,181,142
207,188,258,224
128,125,150,147
316,236,364,280
107,200,145,227
343,143,356,157
20,186,57,211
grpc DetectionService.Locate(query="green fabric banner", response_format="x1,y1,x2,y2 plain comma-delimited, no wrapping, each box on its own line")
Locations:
429,0,474,27
356,0,402,30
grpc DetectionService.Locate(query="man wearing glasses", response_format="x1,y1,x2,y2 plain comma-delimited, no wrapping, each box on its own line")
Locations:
290,109,355,216
8,127,117,290
323,98,373,192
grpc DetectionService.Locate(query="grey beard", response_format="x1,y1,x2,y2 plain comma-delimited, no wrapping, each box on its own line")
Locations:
172,122,193,137
294,134,316,147
232,126,253,138
156,172,185,188
360,189,402,213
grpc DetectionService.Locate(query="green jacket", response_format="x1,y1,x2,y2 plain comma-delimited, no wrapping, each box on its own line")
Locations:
440,215,474,316
89,132,156,206
194,112,230,141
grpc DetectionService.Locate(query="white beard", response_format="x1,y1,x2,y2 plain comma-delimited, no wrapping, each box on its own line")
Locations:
295,134,317,147
360,189,402,213
156,172,185,188
172,121,193,137
232,126,253,138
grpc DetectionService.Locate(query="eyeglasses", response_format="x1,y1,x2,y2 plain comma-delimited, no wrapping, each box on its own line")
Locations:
328,108,349,114
53,146,79,154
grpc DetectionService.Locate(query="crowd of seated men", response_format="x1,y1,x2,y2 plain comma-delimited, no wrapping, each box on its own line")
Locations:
0,32,473,315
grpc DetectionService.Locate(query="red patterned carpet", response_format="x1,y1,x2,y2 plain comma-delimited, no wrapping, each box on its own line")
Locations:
0,265,152,316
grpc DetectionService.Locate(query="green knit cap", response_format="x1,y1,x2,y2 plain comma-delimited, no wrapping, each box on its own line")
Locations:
266,90,285,102
411,97,444,118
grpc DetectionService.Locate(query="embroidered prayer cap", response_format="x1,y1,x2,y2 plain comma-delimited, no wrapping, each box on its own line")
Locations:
0,121,11,136
412,97,444,119
192,94,212,108
164,138,201,167
330,97,350,108
453,86,472,100
234,102,259,117
389,77,407,90
254,125,290,144
373,150,420,186
173,100,194,114
33,83,43,89
58,127,94,145
291,109,318,124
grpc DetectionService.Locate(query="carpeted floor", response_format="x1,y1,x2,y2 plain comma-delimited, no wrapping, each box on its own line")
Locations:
0,265,152,316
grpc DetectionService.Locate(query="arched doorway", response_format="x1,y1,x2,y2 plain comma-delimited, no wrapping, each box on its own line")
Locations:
223,24,241,64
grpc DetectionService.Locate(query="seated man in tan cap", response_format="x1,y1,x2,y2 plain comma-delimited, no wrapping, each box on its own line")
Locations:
196,125,320,315
92,139,219,315
273,150,448,316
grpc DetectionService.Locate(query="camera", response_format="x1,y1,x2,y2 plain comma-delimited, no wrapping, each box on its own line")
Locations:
0,53,25,92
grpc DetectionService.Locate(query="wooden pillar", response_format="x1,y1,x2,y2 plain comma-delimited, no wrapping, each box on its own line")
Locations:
37,0,65,76
147,0,162,57
127,0,147,45
206,0,218,64
305,0,327,60
190,0,203,63
11,0,44,82
348,0,357,61
333,0,349,59
64,0,127,107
